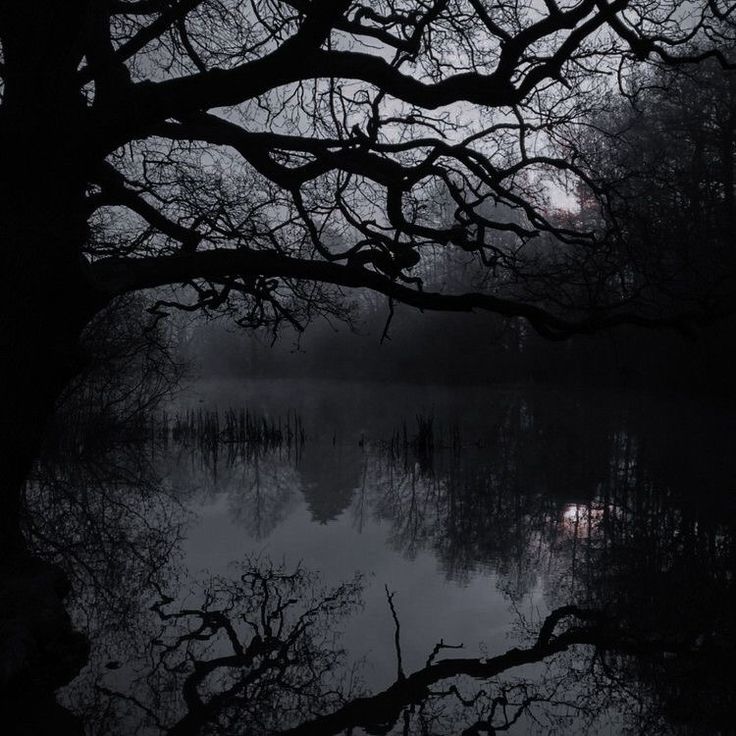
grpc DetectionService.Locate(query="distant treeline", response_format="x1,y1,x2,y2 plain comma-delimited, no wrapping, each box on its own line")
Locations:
189,299,736,398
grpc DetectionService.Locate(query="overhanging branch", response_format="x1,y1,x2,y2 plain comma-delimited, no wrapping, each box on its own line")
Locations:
90,248,713,339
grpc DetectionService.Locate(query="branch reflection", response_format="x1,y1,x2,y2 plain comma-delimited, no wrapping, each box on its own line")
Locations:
23,389,736,734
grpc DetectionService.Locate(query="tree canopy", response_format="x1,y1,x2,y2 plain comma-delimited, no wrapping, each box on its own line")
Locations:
3,0,735,344
2,0,736,527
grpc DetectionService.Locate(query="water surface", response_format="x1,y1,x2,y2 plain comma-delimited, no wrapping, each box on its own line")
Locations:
33,380,736,734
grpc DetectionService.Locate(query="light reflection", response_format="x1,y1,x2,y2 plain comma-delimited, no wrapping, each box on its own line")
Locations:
561,503,606,529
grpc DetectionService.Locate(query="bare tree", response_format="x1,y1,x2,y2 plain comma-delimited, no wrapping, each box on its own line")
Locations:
572,55,736,307
2,0,736,546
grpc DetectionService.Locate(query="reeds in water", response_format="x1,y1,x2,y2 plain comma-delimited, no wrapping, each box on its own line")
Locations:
385,412,463,464
160,407,305,454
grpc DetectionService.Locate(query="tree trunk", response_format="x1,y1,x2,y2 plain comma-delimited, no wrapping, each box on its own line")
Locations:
0,280,102,549
0,191,103,548
0,196,99,732
0,118,102,735
0,0,107,550
0,5,108,723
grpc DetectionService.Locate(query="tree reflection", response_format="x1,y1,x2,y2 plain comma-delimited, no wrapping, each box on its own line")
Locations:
299,442,364,524
93,560,364,735
359,395,736,732
164,445,300,540
18,388,736,734
0,300,185,735
87,556,727,736
21,424,188,736
26,444,187,642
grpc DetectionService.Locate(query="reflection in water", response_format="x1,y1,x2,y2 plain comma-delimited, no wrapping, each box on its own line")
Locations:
24,383,736,734
27,443,187,640
98,561,364,736
300,442,364,523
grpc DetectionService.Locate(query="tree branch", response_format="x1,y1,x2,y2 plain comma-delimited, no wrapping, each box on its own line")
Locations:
90,248,716,339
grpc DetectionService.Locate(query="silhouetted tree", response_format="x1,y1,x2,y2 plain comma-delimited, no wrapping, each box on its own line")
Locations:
3,1,736,549
573,55,736,311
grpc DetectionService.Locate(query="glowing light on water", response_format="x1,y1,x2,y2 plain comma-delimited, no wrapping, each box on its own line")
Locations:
562,503,607,528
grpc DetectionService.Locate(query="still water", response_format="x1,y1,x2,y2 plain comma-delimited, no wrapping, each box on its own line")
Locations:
30,380,736,734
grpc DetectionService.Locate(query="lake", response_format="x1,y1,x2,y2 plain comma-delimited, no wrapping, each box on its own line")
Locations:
30,379,736,734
